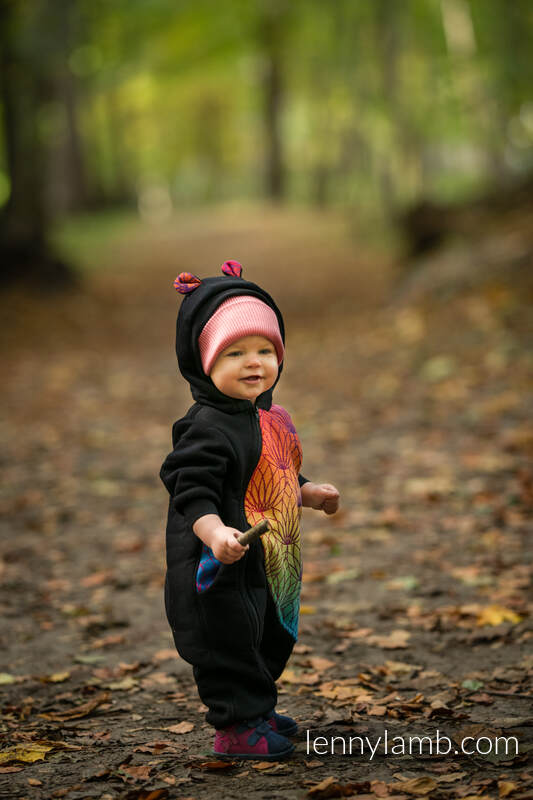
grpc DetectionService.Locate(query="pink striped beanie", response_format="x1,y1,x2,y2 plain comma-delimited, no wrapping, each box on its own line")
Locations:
198,295,284,375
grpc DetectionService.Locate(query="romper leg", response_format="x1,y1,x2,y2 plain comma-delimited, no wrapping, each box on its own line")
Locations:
192,644,277,729
259,589,296,681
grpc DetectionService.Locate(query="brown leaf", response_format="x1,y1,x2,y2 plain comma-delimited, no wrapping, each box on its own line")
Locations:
80,569,115,587
307,656,336,671
186,759,235,770
307,776,371,798
498,781,518,797
164,721,194,734
133,740,184,754
281,668,321,685
468,692,495,704
346,627,374,639
152,649,178,662
370,780,389,797
367,705,387,716
367,629,410,649
389,776,437,795
91,633,126,649
38,691,110,721
120,764,153,780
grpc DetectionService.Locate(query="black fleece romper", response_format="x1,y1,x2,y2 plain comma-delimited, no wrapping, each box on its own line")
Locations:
160,271,309,729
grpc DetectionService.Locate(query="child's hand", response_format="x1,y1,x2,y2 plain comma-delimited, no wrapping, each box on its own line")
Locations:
209,525,249,564
302,482,340,515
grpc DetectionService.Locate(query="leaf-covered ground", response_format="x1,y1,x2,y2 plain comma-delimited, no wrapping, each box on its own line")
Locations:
1,208,531,800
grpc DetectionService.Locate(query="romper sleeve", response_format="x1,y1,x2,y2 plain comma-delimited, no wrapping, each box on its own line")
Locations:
298,474,310,487
159,422,235,527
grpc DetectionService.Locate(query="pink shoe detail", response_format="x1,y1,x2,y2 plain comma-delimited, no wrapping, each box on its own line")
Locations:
213,718,294,760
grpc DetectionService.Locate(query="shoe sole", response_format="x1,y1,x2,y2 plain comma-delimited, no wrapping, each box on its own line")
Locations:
213,742,295,761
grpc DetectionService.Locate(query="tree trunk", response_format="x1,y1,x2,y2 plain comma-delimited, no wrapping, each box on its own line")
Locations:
257,3,288,202
0,0,76,290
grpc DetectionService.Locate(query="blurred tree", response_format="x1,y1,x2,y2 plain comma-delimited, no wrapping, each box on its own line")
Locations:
0,0,74,289
255,0,290,201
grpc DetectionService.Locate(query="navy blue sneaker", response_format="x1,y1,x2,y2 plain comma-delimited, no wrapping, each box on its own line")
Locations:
214,717,294,760
265,709,298,737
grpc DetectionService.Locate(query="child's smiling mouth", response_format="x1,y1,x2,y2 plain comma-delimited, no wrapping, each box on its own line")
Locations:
241,375,262,383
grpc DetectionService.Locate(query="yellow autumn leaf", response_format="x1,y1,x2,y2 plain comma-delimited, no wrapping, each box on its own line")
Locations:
498,781,518,798
300,605,317,615
476,605,521,626
43,671,71,683
0,743,53,765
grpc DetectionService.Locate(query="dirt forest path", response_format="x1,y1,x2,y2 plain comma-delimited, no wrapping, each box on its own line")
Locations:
1,207,531,800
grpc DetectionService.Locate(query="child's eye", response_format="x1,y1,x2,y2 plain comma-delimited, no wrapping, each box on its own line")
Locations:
260,348,273,354
226,350,242,357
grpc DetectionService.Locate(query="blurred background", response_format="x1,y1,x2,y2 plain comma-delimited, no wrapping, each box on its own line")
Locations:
1,0,533,290
1,3,532,791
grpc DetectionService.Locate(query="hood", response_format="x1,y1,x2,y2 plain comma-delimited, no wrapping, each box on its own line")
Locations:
175,272,285,413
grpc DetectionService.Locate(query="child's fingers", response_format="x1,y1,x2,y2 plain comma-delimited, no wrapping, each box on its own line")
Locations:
230,532,248,552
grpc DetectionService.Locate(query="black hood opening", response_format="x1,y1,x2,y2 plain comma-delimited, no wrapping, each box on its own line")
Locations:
175,274,286,414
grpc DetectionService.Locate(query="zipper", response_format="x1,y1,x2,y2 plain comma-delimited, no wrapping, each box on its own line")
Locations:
239,403,263,647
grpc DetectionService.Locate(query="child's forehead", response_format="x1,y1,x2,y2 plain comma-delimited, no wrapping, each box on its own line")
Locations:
222,335,274,351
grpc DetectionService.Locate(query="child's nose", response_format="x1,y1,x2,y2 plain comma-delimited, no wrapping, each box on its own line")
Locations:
245,352,261,366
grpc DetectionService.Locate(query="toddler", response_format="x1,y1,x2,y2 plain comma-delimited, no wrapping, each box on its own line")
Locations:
160,261,339,759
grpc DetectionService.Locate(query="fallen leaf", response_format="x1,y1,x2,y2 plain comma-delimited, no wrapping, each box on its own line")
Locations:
384,660,421,675
308,776,371,798
0,738,81,765
367,705,387,716
281,668,321,685
41,671,71,683
186,759,234,770
307,657,335,672
152,649,177,662
468,693,494,705
498,781,518,797
318,682,367,702
367,629,411,649
462,679,484,691
476,605,521,626
105,676,137,690
346,627,374,639
164,721,194,734
38,691,110,721
120,764,152,780
389,776,437,795
80,569,115,587
133,740,185,754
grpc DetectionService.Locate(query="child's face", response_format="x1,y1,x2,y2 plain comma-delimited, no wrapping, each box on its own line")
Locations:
209,335,279,403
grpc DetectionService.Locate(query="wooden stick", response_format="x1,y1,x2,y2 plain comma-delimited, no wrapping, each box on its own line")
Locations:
237,519,270,546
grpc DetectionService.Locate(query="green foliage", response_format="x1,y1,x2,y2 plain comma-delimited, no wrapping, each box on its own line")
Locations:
2,0,532,220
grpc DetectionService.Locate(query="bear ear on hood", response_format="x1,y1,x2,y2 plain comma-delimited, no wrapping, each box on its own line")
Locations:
174,272,202,294
221,260,242,278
